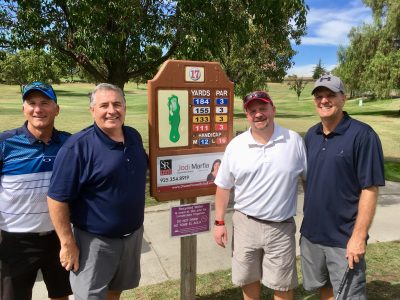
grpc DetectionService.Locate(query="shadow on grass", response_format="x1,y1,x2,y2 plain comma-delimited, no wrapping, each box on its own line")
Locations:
196,285,318,299
195,287,243,299
367,280,400,299
196,281,400,299
350,110,400,118
275,113,316,119
386,157,400,162
57,89,146,98
125,90,145,94
56,90,90,98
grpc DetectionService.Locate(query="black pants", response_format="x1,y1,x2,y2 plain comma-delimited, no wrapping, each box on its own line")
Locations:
0,230,72,300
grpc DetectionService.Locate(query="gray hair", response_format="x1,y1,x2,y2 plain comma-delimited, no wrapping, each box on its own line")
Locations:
89,83,126,107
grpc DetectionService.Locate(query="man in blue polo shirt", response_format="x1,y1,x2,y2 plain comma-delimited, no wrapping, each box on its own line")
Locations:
0,82,72,300
47,83,148,300
300,75,385,300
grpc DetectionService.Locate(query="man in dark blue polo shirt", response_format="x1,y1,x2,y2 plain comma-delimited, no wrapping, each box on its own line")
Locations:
300,75,385,300
47,83,148,300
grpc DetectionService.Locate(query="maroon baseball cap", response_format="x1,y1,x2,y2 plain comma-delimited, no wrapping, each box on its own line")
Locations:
243,91,274,109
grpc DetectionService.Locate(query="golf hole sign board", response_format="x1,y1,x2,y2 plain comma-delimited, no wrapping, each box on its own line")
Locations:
148,60,234,201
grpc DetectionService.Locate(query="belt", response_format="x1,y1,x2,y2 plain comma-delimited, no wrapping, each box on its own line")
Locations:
240,211,293,224
73,225,134,239
120,232,133,239
1,230,55,237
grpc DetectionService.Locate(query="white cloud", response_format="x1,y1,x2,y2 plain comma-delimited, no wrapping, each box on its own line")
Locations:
287,64,337,77
288,1,373,77
303,2,372,46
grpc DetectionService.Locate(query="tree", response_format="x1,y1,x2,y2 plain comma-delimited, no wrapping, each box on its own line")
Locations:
312,59,326,79
0,49,63,88
219,23,298,98
287,75,308,100
0,51,6,82
54,52,80,83
335,0,400,98
0,0,308,91
133,45,163,88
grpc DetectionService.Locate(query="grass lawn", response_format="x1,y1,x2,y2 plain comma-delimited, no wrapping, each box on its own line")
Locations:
0,83,149,143
1,82,398,184
123,240,400,299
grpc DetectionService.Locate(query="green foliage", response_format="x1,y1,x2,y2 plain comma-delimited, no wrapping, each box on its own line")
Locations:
0,51,6,61
312,59,326,79
0,49,63,86
134,46,163,87
1,0,308,90
335,0,400,98
287,75,308,100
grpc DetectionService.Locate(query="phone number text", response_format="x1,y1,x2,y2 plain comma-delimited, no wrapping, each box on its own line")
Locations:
159,175,190,183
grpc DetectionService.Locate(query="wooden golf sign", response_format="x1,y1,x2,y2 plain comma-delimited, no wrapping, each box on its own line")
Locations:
148,60,234,201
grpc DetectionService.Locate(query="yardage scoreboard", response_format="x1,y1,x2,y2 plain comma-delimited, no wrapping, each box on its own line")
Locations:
148,60,234,201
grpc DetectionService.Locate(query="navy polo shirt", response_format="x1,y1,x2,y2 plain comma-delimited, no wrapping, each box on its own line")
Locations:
300,112,385,248
48,123,148,238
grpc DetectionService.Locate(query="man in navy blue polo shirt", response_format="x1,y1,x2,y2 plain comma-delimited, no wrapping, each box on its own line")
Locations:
0,82,72,300
47,83,148,300
300,75,385,300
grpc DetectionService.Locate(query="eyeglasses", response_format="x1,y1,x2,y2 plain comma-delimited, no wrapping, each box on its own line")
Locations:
243,91,273,109
22,81,57,102
23,82,53,94
243,91,271,103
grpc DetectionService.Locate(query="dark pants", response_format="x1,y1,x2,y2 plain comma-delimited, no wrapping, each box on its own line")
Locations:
0,230,72,300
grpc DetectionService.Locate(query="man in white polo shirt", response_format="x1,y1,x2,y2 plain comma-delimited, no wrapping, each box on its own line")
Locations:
213,91,307,300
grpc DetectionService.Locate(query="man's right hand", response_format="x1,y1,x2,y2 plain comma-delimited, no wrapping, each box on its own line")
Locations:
60,242,80,272
214,225,228,248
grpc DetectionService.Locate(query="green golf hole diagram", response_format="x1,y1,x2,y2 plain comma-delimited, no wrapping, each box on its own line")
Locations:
168,94,181,142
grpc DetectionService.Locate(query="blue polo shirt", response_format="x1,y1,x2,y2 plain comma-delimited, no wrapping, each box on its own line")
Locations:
1,122,70,232
300,112,385,248
48,123,148,238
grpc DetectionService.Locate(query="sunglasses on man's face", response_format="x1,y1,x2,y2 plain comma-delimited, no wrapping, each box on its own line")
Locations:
243,91,272,104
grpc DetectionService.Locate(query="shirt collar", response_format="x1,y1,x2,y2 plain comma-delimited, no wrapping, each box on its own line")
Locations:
21,121,61,145
315,111,351,136
93,122,126,149
246,123,284,146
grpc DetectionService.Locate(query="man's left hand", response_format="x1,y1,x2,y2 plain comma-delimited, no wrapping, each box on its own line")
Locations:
346,236,366,269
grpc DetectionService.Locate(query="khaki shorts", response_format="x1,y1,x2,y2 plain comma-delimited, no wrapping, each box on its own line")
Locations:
231,211,298,291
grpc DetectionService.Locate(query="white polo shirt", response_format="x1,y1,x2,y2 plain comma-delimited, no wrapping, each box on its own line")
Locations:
215,124,307,221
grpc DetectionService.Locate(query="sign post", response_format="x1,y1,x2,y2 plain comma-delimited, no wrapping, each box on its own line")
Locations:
180,198,197,300
148,60,234,299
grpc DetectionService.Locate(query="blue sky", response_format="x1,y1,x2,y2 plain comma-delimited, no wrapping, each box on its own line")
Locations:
287,0,372,77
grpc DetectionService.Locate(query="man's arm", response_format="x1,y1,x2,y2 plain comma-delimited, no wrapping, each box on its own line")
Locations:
346,186,379,269
213,187,231,248
47,196,80,272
